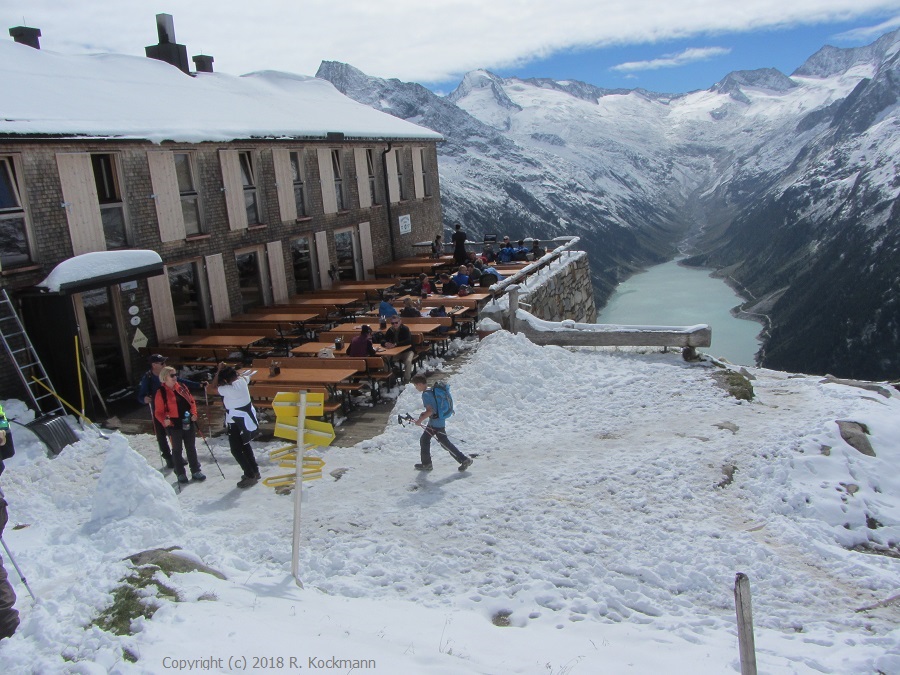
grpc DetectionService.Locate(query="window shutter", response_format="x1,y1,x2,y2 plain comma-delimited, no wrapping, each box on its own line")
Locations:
358,221,374,280
385,150,400,204
316,148,338,214
205,253,231,321
354,149,372,209
272,148,297,223
56,153,105,255
315,230,331,289
412,147,425,200
147,271,178,341
266,240,289,303
219,149,248,230
147,151,186,242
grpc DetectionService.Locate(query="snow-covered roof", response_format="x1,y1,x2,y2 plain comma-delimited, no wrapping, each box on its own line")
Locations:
0,41,443,143
36,250,163,293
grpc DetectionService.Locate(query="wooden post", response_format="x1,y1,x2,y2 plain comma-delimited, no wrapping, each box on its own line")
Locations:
508,284,519,334
734,572,757,675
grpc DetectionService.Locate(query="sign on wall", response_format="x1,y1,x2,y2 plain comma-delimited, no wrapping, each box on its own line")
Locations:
398,214,411,235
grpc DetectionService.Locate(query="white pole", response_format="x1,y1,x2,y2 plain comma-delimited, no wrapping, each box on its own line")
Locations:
508,285,519,334
291,390,307,588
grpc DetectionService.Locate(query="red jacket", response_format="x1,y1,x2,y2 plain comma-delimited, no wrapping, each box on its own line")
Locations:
153,383,198,426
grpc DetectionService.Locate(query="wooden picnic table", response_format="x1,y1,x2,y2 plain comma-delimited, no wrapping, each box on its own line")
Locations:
228,312,319,324
285,295,367,308
327,322,443,335
289,342,409,358
395,292,490,309
160,334,267,350
252,367,360,389
331,281,400,297
371,259,451,277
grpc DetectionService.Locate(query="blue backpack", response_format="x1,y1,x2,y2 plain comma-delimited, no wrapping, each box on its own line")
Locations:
431,382,454,420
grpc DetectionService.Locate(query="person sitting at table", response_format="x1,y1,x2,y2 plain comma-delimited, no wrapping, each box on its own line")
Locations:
481,243,496,263
431,234,443,259
451,265,469,288
348,324,378,357
497,241,515,263
379,299,398,318
481,263,504,282
438,273,459,296
530,239,546,259
414,273,433,296
382,315,415,384
400,297,421,318
467,262,482,284
513,239,529,261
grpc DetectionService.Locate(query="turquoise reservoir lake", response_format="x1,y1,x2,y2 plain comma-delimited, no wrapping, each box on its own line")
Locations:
596,259,762,366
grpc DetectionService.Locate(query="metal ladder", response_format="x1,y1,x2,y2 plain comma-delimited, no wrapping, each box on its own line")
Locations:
0,288,67,417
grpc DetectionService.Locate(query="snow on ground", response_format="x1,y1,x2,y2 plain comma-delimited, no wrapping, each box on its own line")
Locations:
1,331,899,673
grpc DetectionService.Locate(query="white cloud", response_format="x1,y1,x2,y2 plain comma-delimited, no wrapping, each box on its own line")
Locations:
610,46,732,72
3,0,900,82
832,14,900,41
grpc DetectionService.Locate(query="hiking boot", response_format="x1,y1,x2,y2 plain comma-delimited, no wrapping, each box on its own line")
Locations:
191,472,206,482
176,473,189,484
237,476,258,489
414,463,433,471
458,458,473,472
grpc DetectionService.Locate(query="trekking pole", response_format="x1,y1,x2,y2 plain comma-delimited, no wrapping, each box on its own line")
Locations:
398,413,466,451
0,535,37,602
195,424,226,479
148,402,165,470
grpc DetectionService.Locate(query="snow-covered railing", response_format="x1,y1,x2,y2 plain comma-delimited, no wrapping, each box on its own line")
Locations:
506,285,711,359
486,237,581,299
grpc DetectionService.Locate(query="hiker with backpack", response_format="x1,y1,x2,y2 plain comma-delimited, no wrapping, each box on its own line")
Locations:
153,366,205,485
136,354,206,469
410,375,473,472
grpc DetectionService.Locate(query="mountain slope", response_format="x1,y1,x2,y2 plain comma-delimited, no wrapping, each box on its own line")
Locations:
318,30,900,379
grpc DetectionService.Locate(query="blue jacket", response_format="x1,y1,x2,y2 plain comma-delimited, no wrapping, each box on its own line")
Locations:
452,273,469,287
378,300,398,317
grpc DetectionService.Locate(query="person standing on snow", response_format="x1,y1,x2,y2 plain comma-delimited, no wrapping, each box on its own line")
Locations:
451,223,468,266
411,375,472,472
136,354,205,469
0,419,19,640
209,363,261,489
154,365,205,485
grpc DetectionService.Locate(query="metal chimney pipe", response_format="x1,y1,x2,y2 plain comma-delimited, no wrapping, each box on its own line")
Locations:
9,26,41,49
156,14,176,44
192,54,214,73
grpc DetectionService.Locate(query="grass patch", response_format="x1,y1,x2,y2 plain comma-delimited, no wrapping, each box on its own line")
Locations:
93,566,179,636
492,610,512,627
712,369,755,401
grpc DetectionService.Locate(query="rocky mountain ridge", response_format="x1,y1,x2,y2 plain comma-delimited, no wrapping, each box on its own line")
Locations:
316,29,900,380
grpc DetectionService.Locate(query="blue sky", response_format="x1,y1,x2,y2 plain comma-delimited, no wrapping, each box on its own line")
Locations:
4,1,900,96
452,14,900,94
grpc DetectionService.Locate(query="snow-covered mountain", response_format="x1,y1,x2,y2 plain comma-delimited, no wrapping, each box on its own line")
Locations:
317,29,900,380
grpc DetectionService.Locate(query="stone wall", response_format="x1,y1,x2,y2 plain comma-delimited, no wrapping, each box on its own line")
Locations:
481,251,596,326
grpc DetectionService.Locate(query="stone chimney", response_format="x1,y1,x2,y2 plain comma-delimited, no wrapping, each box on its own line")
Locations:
9,26,41,49
145,14,190,74
192,54,214,73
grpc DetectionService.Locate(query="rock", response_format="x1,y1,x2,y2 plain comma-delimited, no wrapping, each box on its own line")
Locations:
836,420,875,457
126,547,227,579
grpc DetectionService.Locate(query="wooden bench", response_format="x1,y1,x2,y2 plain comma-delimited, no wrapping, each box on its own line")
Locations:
247,384,341,423
140,346,225,369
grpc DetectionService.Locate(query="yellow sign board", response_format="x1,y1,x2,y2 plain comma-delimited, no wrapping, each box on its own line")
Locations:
273,391,325,417
273,418,335,446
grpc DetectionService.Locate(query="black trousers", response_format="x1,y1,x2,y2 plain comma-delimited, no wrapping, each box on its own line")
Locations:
166,423,200,475
0,497,19,640
227,419,259,477
420,425,467,465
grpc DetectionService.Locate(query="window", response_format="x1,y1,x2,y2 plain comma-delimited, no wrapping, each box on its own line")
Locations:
91,154,127,249
365,149,378,205
168,261,208,334
420,148,432,197
235,249,264,312
0,156,31,268
174,153,202,235
239,151,260,225
290,236,317,293
289,151,307,217
396,149,407,201
331,149,345,211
